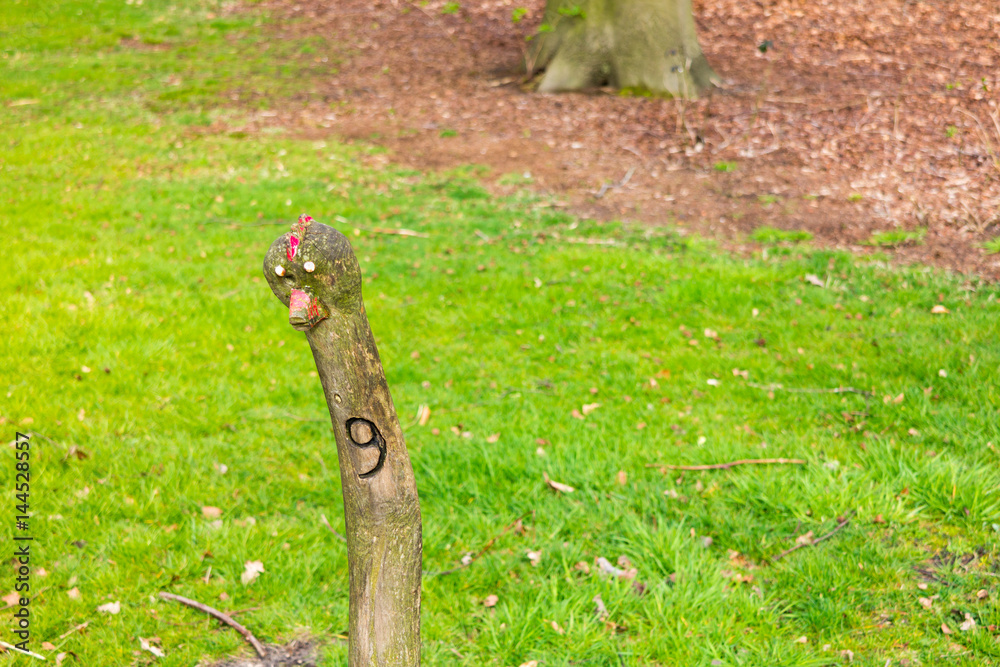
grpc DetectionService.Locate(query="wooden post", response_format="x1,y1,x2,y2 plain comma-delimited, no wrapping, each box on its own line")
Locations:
263,215,422,666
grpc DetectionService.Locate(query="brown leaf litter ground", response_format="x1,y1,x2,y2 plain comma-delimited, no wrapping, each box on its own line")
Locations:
225,0,1000,278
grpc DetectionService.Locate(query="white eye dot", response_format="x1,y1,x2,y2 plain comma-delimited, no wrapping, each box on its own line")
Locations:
304,261,315,273
274,265,285,276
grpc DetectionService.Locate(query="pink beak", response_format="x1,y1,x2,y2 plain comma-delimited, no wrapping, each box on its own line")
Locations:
289,289,327,331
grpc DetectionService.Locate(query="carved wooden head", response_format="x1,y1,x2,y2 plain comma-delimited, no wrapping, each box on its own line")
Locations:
262,215,363,330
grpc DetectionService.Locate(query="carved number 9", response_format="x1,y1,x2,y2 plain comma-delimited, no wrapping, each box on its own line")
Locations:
346,418,387,479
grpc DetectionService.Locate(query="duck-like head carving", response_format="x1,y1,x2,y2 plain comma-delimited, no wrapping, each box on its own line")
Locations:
263,215,363,331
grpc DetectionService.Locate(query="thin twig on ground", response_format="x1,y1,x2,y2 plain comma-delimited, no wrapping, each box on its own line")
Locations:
57,621,89,641
427,511,533,577
594,167,636,199
746,382,873,397
51,619,90,653
645,458,806,471
320,514,348,543
771,513,854,562
0,641,46,660
158,592,267,658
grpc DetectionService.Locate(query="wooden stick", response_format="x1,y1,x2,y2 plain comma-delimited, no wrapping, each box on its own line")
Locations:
645,458,806,471
771,515,853,562
0,641,46,660
263,215,422,666
57,621,89,640
158,592,267,658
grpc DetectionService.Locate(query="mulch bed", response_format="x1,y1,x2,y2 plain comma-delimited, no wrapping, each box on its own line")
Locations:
229,0,1000,278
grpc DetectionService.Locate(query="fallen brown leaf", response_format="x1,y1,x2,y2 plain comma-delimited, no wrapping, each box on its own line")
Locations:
543,472,574,493
139,637,165,658
960,613,976,632
241,560,264,586
96,601,120,614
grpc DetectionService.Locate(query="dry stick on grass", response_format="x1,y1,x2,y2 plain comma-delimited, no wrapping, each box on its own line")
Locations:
58,621,89,641
0,641,46,660
645,458,806,471
771,514,854,563
320,513,348,543
51,620,91,654
428,511,534,577
158,592,267,659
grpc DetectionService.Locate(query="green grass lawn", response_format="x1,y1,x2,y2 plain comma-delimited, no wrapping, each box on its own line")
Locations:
2,1,1000,665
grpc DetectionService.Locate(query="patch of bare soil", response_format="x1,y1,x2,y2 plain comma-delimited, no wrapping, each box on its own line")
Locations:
206,639,318,667
229,0,1000,278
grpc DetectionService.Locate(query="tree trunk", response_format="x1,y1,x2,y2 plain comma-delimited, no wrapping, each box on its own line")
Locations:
529,0,717,97
263,215,422,666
